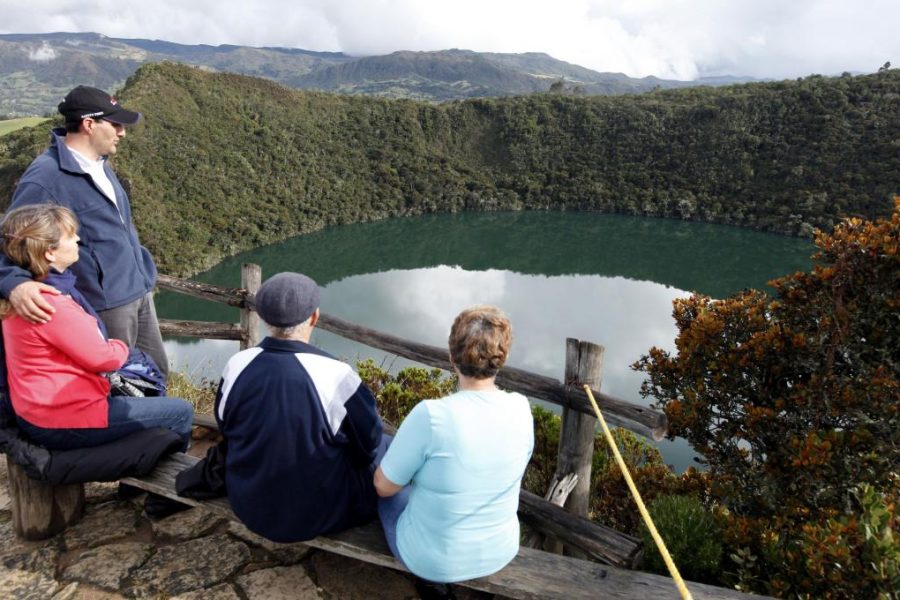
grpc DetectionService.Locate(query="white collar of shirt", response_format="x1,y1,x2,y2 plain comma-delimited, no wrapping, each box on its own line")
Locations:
67,147,120,212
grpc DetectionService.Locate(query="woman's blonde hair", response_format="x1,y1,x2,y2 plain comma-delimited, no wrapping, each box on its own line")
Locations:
448,305,512,379
0,204,78,318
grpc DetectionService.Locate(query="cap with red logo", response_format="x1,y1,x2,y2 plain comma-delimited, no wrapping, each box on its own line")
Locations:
58,85,142,125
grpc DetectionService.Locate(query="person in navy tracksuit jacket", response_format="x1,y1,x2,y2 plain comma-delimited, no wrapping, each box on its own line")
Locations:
211,272,384,543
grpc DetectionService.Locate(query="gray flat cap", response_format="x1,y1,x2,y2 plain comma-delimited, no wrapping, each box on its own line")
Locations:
254,272,320,328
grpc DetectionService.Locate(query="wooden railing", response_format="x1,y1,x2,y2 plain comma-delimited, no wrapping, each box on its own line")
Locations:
157,262,669,553
158,264,667,439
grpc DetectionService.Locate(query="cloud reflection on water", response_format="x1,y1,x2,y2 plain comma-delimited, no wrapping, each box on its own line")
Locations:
322,266,690,397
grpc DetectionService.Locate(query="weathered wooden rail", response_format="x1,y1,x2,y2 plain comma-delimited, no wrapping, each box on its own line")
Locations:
157,266,667,439
159,263,669,558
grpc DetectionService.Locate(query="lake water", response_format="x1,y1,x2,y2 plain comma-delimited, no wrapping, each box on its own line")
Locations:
156,212,814,472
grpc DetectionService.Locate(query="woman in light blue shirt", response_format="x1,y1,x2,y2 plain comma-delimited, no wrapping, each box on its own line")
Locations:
374,305,534,598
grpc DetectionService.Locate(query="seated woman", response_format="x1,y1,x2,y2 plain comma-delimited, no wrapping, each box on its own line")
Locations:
0,204,192,451
374,305,534,595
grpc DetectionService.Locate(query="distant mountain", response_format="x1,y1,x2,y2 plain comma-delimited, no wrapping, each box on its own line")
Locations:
0,32,758,116
290,49,724,99
0,32,350,116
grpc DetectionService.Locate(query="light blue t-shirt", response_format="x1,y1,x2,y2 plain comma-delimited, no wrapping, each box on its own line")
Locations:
380,389,534,582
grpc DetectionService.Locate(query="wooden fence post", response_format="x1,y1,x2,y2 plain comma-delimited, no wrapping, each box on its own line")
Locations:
547,338,604,556
240,263,262,350
7,456,84,541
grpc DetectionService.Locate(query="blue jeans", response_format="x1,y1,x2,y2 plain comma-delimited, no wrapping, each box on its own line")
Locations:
374,433,411,567
378,484,412,567
18,395,193,451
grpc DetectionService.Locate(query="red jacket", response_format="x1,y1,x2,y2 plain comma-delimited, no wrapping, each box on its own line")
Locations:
4,293,128,428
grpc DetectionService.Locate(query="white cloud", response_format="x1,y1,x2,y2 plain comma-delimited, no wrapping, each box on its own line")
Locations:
2,0,897,79
28,42,57,61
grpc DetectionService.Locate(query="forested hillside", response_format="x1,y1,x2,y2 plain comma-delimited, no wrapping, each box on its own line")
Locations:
0,63,896,276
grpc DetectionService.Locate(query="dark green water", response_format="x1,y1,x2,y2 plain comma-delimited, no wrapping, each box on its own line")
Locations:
157,212,814,471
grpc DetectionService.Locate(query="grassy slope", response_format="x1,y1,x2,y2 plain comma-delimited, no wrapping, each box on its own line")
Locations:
0,117,49,137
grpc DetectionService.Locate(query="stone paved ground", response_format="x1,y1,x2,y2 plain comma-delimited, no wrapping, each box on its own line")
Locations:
0,459,495,599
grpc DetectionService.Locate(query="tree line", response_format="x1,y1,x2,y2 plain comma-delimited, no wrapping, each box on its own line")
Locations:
0,62,896,276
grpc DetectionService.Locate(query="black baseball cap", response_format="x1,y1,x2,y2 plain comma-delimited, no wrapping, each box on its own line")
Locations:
58,85,142,125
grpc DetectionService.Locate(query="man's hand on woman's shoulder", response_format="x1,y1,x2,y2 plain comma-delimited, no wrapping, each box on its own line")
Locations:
9,281,60,324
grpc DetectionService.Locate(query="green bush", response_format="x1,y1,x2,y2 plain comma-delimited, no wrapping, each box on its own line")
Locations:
356,359,455,428
639,494,723,583
636,202,900,596
718,482,899,598
167,371,217,415
636,200,899,517
521,405,713,540
521,405,562,493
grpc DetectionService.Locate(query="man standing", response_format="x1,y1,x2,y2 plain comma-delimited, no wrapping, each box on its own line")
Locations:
0,86,168,377
182,272,384,542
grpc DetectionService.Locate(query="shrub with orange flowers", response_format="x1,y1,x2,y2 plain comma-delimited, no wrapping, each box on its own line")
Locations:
636,199,900,597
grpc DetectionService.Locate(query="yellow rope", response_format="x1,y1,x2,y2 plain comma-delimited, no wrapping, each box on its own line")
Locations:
583,384,694,600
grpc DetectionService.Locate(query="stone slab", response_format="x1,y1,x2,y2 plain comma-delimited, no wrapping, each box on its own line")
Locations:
236,565,321,599
63,501,139,550
53,583,126,600
51,582,78,600
0,519,60,573
151,507,225,540
0,565,60,600
128,533,250,597
227,520,312,564
0,513,48,556
62,542,153,591
171,582,242,600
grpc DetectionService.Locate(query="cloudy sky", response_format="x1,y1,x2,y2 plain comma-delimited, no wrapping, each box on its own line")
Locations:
3,0,897,80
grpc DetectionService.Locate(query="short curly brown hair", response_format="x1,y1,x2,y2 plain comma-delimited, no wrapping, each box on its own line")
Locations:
448,305,512,379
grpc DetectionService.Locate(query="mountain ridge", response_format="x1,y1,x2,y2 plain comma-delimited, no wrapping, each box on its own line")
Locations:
0,31,759,116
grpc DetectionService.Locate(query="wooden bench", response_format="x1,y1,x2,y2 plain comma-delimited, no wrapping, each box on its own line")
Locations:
5,456,85,540
122,452,770,600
